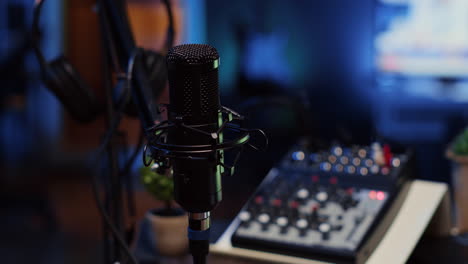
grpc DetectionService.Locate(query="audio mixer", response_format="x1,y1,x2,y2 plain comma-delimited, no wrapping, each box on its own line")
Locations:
230,141,412,264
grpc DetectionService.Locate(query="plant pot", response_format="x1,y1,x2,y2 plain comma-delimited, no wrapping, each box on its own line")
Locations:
146,208,188,256
447,150,468,233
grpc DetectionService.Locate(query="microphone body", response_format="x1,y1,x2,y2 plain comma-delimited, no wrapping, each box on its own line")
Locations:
166,44,223,215
162,44,266,264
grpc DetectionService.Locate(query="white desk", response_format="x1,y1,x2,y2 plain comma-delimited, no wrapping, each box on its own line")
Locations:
210,180,450,264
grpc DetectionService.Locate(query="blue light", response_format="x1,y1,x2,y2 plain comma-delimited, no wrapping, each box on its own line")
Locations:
291,151,305,161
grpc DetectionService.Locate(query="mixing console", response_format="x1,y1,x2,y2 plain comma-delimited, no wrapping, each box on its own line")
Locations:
231,141,412,263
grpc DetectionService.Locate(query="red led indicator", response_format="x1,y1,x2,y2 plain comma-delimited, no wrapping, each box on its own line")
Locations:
346,188,354,195
312,175,320,183
329,177,338,185
311,204,319,211
290,201,299,209
272,199,282,207
255,196,263,204
369,191,377,200
376,191,386,201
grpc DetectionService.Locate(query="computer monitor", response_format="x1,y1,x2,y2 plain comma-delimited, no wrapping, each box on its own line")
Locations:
375,0,468,78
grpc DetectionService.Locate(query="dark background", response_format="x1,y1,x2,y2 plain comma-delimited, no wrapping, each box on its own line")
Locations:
0,0,467,263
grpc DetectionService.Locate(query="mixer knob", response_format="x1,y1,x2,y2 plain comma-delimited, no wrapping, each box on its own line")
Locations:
391,157,401,168
276,216,289,234
381,167,390,175
316,191,328,203
370,164,380,174
328,155,337,164
258,213,271,231
276,216,289,227
291,151,305,162
364,158,374,167
333,164,344,173
296,218,309,236
345,165,356,174
319,223,331,240
239,211,251,222
296,188,309,200
239,211,252,227
331,146,343,156
339,156,349,165
258,213,270,224
358,148,367,159
352,157,361,166
320,162,332,172
296,218,308,229
358,167,369,176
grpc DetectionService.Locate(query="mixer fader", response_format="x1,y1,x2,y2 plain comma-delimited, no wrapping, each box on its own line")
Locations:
231,141,412,264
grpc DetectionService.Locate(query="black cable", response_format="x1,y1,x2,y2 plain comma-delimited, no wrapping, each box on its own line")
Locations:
193,255,206,264
89,56,138,264
189,239,209,264
94,3,144,262
101,7,125,260
120,130,145,244
161,0,175,50
91,167,138,264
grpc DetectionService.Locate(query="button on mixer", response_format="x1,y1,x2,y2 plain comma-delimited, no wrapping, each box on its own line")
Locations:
297,188,309,200
276,216,289,234
277,216,288,227
333,164,344,172
352,157,361,166
239,211,251,222
370,164,380,174
359,167,369,176
346,165,356,174
296,218,309,236
296,219,308,229
258,213,270,224
316,191,328,203
339,156,349,165
320,162,332,172
331,146,343,156
291,151,305,162
364,158,373,167
319,223,331,240
358,149,367,159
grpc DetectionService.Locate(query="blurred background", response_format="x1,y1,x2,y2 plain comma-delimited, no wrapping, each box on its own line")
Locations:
1,0,468,263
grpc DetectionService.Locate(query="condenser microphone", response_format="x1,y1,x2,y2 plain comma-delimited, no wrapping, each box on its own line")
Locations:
150,43,266,264
166,44,222,263
167,44,222,215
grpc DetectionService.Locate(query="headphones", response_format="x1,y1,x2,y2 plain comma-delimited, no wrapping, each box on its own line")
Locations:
32,0,175,122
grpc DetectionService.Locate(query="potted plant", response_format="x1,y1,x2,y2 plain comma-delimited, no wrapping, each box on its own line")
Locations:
140,163,188,256
447,128,468,234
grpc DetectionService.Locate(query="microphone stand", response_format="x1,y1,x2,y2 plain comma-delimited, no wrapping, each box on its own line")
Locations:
97,3,125,263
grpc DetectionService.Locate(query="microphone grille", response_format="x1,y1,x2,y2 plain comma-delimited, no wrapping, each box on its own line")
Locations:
167,44,219,65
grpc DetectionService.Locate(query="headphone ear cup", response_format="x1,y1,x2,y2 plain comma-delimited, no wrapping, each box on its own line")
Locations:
43,56,99,123
122,50,167,117
143,49,167,98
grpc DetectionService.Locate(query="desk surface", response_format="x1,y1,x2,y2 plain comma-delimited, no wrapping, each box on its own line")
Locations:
210,180,449,264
